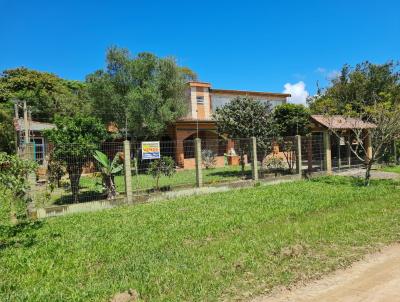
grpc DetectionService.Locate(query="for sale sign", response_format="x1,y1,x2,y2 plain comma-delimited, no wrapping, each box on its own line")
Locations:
142,141,161,159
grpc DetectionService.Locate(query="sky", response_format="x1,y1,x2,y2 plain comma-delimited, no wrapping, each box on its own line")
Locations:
1,0,399,104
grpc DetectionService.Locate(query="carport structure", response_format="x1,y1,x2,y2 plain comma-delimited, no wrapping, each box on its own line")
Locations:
309,115,376,172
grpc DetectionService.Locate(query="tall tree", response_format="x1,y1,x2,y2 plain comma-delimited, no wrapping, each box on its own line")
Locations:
0,103,16,153
308,61,400,115
0,67,90,121
213,96,277,172
273,103,310,137
86,47,195,140
45,116,107,203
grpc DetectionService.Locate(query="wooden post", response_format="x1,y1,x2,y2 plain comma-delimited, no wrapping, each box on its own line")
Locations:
366,130,373,162
295,135,302,176
394,140,398,165
347,134,351,168
194,138,202,187
251,137,258,181
323,131,332,174
23,100,30,144
307,136,313,172
123,140,133,203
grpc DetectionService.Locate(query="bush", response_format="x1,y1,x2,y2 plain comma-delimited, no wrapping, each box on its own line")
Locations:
0,153,37,224
262,156,285,176
201,149,217,169
148,156,176,190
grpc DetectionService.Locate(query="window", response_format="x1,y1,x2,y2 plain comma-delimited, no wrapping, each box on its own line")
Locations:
30,137,45,164
196,96,204,104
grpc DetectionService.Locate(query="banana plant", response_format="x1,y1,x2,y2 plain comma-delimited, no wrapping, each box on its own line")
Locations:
93,150,123,200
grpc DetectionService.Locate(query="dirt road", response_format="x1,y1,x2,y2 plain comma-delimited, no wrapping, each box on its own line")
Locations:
253,244,400,302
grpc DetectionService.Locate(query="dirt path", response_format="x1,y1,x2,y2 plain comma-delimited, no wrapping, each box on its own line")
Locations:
252,244,400,302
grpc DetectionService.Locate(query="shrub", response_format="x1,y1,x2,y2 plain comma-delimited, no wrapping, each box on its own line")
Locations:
263,156,285,177
201,149,217,169
0,153,37,224
148,156,175,190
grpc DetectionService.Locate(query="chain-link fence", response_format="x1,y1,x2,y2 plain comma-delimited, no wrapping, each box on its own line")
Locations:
23,132,379,208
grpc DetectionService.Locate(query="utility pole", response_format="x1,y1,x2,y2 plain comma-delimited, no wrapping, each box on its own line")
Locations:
23,100,30,144
14,102,19,153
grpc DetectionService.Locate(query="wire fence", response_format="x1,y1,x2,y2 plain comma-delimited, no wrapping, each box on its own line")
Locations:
21,133,381,208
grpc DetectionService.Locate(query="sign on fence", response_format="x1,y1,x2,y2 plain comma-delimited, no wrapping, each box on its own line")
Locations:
142,141,161,159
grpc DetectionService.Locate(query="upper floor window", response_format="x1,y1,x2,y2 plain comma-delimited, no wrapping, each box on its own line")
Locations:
196,96,204,104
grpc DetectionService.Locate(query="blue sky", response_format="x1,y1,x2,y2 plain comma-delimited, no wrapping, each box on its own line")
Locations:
1,0,399,103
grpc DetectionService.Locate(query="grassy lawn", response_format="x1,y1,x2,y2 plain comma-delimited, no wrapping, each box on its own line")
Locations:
2,176,400,301
381,165,400,174
38,165,253,206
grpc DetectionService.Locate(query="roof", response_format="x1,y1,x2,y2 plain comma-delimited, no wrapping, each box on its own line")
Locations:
14,119,56,132
311,115,376,130
210,88,291,98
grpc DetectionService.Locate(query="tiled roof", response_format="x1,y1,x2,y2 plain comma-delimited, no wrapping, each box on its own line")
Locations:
14,119,56,131
311,115,376,129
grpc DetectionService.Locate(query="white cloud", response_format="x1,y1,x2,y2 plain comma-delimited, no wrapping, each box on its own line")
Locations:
327,70,340,80
315,67,340,80
283,81,309,105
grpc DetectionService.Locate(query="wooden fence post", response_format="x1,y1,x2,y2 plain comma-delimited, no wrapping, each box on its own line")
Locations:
295,135,302,176
194,138,202,187
251,137,258,181
323,131,332,174
123,140,133,203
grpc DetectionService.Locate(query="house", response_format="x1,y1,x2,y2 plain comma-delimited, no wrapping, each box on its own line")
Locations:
166,81,291,169
14,118,55,165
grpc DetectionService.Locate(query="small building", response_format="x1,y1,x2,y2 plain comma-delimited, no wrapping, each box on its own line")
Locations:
14,118,55,165
166,81,291,168
308,115,375,171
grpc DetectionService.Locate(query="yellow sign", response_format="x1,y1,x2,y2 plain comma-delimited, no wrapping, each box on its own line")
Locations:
142,141,161,159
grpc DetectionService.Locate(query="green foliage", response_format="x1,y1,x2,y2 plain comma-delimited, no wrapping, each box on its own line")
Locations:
87,47,192,139
213,96,277,140
0,102,15,153
47,153,65,189
45,116,107,203
273,103,311,136
308,61,400,115
147,156,175,190
0,153,37,223
1,177,400,301
262,156,285,176
0,67,90,121
201,149,217,169
93,150,123,199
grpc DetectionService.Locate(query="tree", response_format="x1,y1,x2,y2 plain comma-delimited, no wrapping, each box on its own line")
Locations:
0,67,90,121
0,103,15,153
147,156,175,190
45,116,107,203
272,104,310,173
308,61,400,115
93,150,123,200
0,153,37,224
273,103,311,136
86,47,194,139
213,96,277,173
325,101,400,186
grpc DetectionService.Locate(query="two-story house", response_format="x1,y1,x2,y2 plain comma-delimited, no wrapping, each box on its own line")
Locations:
167,81,290,168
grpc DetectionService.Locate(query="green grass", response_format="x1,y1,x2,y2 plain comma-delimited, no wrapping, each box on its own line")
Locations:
2,176,400,301
38,165,253,206
381,165,400,174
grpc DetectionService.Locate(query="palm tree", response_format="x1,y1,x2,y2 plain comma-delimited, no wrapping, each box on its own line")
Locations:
93,150,123,200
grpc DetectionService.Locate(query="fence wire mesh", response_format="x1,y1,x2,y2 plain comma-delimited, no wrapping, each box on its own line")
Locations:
22,132,384,208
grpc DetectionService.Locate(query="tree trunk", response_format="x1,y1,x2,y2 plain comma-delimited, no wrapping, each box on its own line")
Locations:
365,162,372,186
67,163,83,203
105,175,116,200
